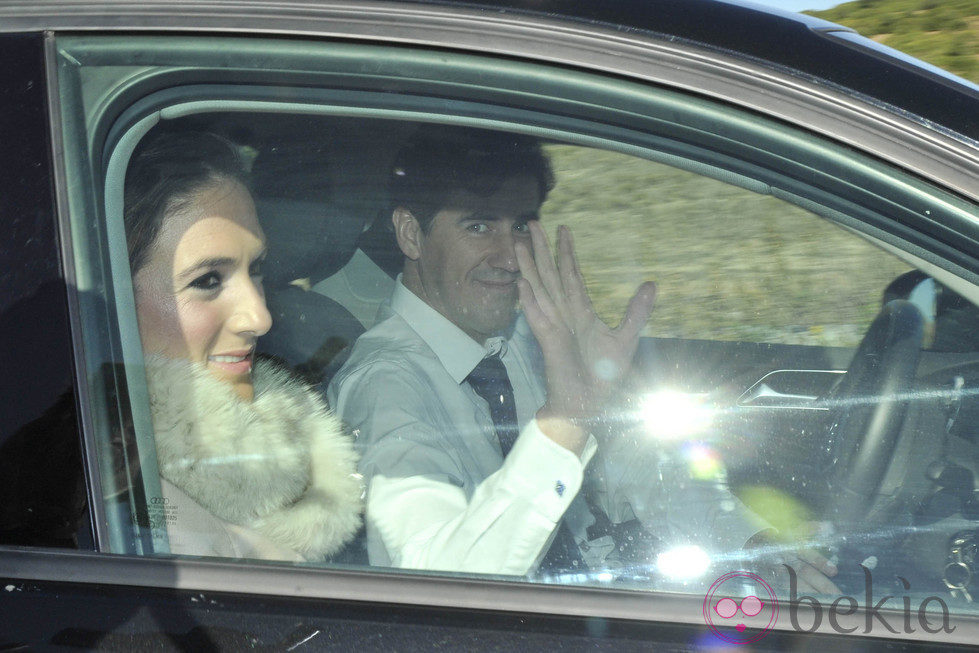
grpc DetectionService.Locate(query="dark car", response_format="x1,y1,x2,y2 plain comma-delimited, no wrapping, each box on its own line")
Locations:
2,0,979,649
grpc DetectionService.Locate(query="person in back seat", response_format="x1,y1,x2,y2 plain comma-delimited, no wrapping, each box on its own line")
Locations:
125,129,362,561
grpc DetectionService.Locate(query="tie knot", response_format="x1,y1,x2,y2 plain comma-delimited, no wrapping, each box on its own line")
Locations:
467,354,508,387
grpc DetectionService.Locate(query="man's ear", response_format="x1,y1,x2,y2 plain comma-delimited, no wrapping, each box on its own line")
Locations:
392,207,422,261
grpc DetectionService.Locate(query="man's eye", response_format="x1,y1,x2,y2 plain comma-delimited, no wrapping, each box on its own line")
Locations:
466,223,490,234
188,271,222,291
513,221,530,234
249,259,264,279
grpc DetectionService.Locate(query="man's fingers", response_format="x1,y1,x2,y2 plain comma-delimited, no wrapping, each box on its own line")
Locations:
527,222,570,318
516,240,560,326
790,562,842,595
616,281,657,340
557,225,591,317
517,278,552,341
796,548,838,577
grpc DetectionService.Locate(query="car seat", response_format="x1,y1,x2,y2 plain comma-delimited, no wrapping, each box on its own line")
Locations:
252,139,370,388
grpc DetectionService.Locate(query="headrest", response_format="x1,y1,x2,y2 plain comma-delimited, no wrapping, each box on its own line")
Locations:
262,286,366,384
252,141,368,288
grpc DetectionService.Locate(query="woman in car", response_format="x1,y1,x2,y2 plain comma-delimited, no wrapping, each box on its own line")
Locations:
125,130,362,561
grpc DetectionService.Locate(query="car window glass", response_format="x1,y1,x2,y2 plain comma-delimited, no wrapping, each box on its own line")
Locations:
542,144,914,346
55,36,979,629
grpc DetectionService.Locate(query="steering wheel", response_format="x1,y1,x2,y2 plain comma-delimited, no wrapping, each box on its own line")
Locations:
822,299,925,526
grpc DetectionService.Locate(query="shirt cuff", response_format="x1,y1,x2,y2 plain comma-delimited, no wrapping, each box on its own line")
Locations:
497,418,597,524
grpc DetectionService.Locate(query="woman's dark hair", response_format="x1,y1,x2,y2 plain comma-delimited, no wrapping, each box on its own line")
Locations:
389,125,554,233
124,130,249,273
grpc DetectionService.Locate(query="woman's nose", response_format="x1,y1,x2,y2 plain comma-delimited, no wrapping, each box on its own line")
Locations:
231,278,273,337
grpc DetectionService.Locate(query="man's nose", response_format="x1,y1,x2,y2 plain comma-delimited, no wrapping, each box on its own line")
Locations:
488,229,520,273
230,277,273,337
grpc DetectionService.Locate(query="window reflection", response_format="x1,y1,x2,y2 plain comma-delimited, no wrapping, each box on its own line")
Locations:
97,115,979,622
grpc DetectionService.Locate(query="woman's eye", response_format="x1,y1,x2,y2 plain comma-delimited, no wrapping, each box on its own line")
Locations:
249,260,264,279
188,271,222,291
513,221,530,234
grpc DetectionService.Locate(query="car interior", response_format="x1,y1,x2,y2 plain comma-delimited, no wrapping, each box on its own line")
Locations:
94,107,979,604
41,29,978,611
3,4,979,646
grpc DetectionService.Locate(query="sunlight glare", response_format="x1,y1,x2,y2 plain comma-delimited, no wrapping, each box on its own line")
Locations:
639,391,714,440
656,545,711,580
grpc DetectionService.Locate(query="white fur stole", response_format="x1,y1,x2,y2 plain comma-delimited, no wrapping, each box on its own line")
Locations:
146,357,362,560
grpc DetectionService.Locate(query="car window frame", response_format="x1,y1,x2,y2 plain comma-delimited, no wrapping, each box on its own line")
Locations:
13,10,979,645
65,52,979,557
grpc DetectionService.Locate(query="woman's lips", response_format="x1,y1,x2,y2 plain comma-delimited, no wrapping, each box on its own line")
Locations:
208,350,253,375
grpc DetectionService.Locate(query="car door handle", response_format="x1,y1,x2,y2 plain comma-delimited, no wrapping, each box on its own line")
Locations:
738,369,845,409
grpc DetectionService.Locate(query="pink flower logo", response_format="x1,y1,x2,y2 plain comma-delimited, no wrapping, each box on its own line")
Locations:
703,571,779,644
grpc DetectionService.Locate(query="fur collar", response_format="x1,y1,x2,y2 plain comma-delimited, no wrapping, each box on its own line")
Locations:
146,356,362,560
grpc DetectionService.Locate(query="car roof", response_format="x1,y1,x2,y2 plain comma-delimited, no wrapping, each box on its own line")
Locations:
403,0,979,141
3,0,977,141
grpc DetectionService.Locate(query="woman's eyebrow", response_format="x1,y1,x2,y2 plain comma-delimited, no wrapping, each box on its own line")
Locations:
176,256,236,281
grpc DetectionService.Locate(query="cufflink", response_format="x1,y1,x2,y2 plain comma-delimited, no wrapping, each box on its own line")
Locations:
555,480,566,497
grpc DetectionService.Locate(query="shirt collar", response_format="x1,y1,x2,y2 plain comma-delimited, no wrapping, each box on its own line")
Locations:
390,276,503,384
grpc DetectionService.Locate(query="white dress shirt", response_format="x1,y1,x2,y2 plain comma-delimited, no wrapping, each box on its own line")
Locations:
329,278,766,579
328,278,596,575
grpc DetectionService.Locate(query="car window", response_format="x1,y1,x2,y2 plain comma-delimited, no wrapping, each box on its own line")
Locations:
542,144,913,346
53,34,979,636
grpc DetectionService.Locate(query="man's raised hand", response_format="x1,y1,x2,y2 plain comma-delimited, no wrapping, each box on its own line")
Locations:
515,221,656,451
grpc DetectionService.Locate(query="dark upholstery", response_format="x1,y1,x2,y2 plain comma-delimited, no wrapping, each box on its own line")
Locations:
262,286,365,385
253,141,370,385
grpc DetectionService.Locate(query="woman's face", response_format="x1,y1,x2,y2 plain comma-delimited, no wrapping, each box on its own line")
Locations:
134,179,272,401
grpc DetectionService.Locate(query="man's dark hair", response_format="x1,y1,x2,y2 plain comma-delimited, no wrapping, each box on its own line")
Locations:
124,129,249,274
389,125,554,233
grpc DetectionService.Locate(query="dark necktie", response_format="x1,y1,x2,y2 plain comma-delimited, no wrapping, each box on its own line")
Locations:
466,354,519,456
466,354,586,575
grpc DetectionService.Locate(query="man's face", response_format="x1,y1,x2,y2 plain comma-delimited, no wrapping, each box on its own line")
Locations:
408,174,542,343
